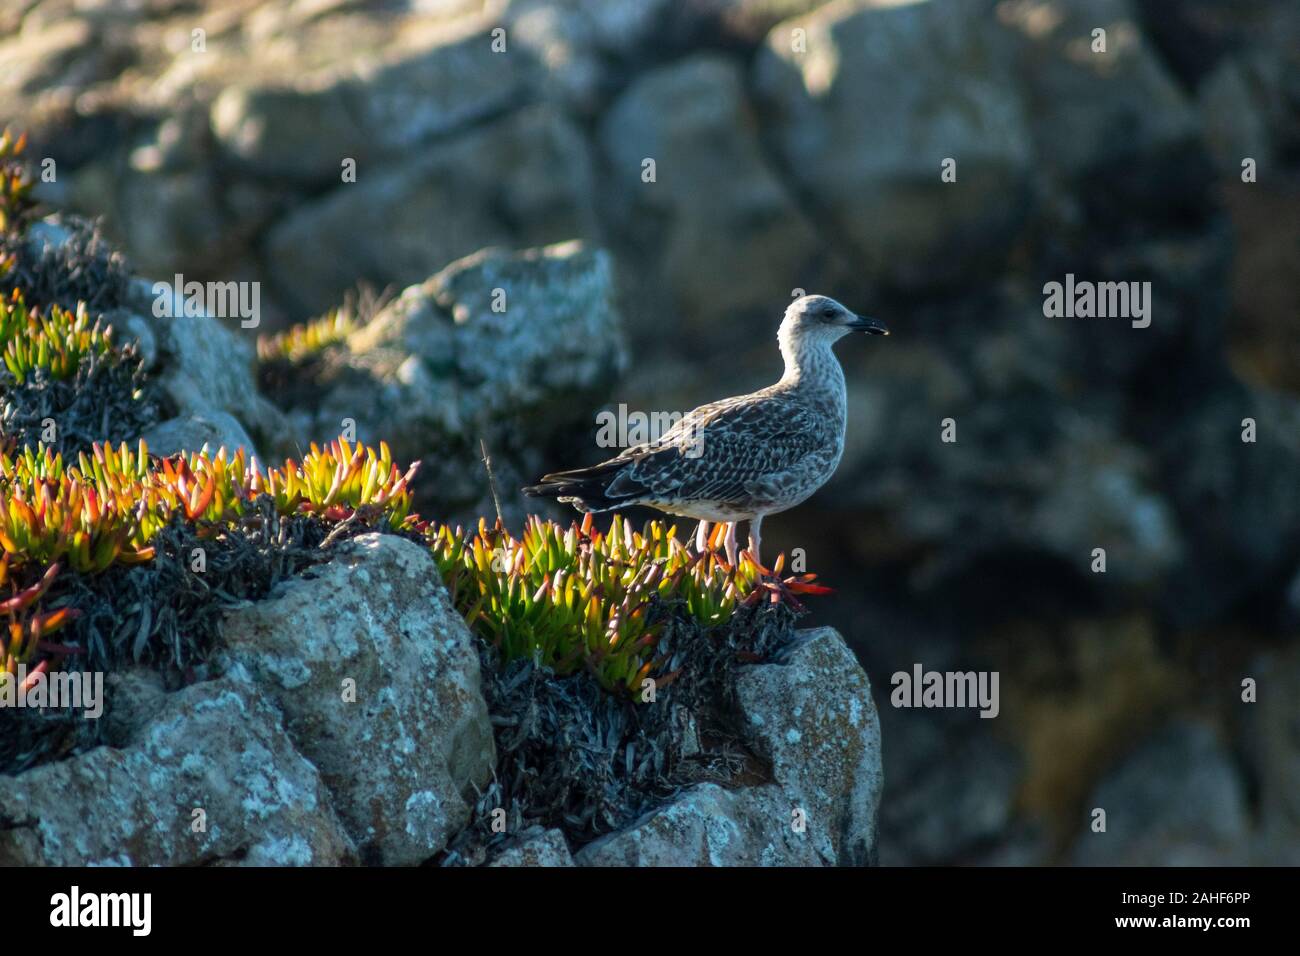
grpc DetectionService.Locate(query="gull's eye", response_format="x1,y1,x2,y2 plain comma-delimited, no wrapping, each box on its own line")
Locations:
822,306,837,319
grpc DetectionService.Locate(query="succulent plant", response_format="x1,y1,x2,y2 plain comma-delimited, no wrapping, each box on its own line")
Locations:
0,128,35,236
428,512,828,694
0,425,825,698
256,305,358,363
0,291,115,385
0,558,82,680
0,436,423,679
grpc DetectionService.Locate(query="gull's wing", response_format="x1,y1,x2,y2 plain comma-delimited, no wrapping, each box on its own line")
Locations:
602,394,829,507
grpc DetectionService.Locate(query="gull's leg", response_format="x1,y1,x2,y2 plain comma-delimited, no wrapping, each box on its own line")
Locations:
747,514,763,566
723,521,739,567
694,519,711,554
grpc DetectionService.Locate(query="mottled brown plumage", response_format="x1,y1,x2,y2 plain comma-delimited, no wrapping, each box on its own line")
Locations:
524,295,888,564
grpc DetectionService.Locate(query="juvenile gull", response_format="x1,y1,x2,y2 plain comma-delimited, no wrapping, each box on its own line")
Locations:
523,295,889,566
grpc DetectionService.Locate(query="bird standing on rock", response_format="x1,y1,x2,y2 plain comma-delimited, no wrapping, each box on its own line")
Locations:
523,295,889,567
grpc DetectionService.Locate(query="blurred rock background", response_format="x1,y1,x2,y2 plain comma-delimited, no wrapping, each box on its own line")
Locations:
2,0,1297,865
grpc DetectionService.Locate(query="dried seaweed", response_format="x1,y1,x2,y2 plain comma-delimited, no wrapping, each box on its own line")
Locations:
438,600,801,866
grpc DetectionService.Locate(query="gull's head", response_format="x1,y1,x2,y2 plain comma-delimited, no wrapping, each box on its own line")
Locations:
781,294,889,346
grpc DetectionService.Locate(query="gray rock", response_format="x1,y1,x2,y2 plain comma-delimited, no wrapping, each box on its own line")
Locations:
697,1,834,42
1156,385,1300,627
878,712,1026,865
600,54,833,356
488,827,575,867
212,15,533,182
1000,0,1204,197
211,82,370,185
1239,647,1300,864
753,0,1034,290
108,309,159,369
263,104,597,317
734,626,883,865
0,677,356,867
139,411,257,459
124,277,286,453
1071,719,1249,866
832,325,1183,593
100,666,170,746
576,627,882,867
503,0,679,112
575,783,826,867
294,241,625,521
115,167,227,279
1199,56,1275,174
220,533,495,865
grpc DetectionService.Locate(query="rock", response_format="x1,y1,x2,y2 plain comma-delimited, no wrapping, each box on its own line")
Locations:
139,410,258,459
576,627,882,867
291,241,625,521
212,16,532,182
575,782,825,867
263,104,598,317
1155,384,1300,628
878,712,1025,865
123,277,287,453
488,827,575,867
599,54,832,356
502,0,680,113
24,219,73,254
1132,0,1300,102
0,677,356,866
1240,646,1300,864
998,0,1206,214
115,167,228,279
1199,57,1275,175
220,533,495,865
733,626,883,865
107,309,159,369
211,83,368,185
100,666,170,746
1071,719,1249,865
753,0,1035,291
831,317,1183,594
700,1,834,43
348,242,620,424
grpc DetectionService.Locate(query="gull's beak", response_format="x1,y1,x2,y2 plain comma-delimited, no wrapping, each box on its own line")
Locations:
847,313,889,336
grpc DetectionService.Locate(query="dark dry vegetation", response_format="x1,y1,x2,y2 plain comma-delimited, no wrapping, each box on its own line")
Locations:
441,602,799,864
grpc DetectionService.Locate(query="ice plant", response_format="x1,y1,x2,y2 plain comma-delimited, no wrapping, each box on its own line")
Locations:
428,512,828,694
256,305,357,362
0,558,80,678
0,437,420,572
0,429,819,697
0,444,153,573
0,128,35,235
0,291,115,385
261,439,419,525
0,437,421,680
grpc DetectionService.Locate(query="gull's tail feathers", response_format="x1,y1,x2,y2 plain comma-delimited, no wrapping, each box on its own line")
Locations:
522,457,648,513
